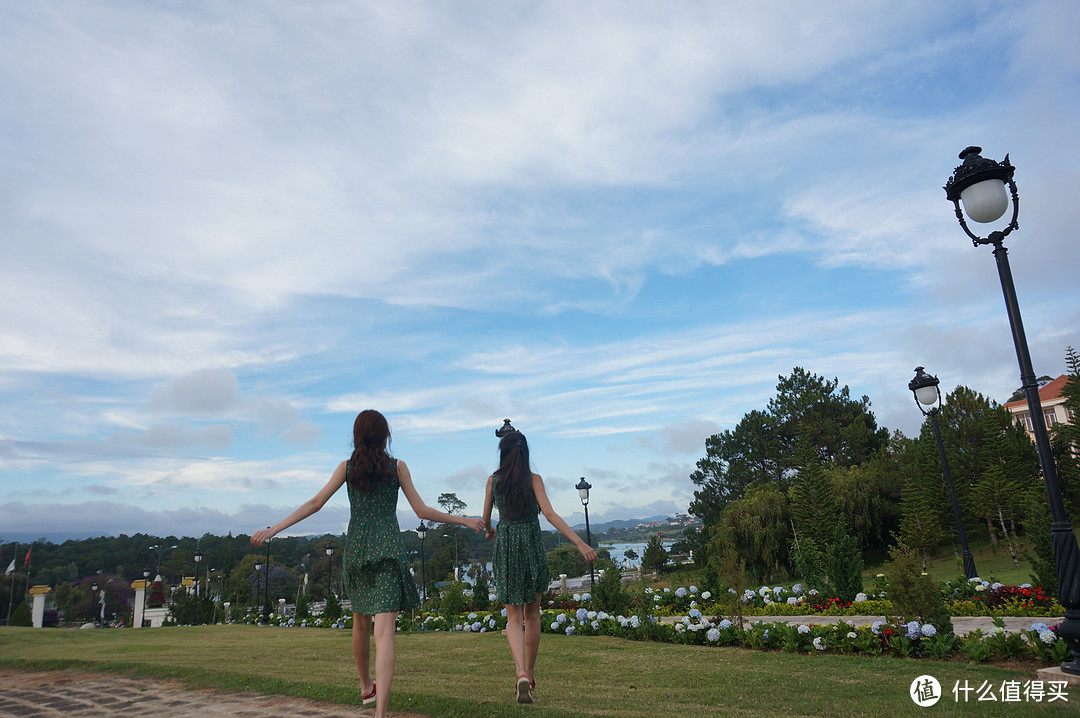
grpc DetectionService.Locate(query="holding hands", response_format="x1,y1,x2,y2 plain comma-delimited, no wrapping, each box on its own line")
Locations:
251,527,276,547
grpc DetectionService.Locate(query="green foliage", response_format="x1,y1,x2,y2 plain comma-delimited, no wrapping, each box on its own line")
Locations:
641,534,669,573
711,484,791,584
790,537,825,593
1023,490,1058,597
547,546,588,580
323,591,342,621
170,589,216,625
898,424,946,558
295,594,310,620
593,564,627,614
883,541,952,635
438,581,467,622
825,528,863,603
10,601,32,626
472,576,490,611
789,432,837,546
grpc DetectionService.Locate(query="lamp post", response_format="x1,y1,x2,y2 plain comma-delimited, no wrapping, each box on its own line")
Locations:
148,544,178,580
416,521,428,604
141,568,150,627
193,548,203,626
254,560,263,618
262,534,272,625
945,146,1080,673
91,581,99,627
325,542,336,599
909,367,978,579
576,477,595,587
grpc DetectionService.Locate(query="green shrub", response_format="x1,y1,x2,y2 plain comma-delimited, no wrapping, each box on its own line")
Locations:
882,541,952,635
323,591,342,621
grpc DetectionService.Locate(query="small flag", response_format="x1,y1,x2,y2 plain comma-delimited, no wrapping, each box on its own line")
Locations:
4,559,14,575
23,545,31,568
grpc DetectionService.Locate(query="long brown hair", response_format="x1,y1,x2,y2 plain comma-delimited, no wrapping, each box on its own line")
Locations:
494,430,537,519
347,410,396,491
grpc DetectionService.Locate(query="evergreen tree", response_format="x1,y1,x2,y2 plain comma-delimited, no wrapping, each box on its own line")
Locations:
825,527,863,603
898,424,946,566
1051,346,1080,523
788,432,837,547
641,533,669,573
971,412,1039,567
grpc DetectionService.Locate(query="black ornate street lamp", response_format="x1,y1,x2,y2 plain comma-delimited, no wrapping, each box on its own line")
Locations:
945,147,1080,673
141,568,150,627
193,547,203,626
325,542,336,599
416,521,428,604
576,477,595,587
262,535,272,625
909,367,978,579
254,559,263,617
90,581,100,627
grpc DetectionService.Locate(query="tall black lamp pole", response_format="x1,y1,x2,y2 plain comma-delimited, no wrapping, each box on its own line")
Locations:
141,568,150,627
254,560,263,618
576,477,594,587
945,146,1080,673
909,367,978,579
193,547,203,626
262,533,272,625
325,542,336,600
416,522,428,605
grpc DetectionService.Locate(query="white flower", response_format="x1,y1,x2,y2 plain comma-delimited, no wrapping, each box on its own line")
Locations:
573,593,581,601
968,576,982,583
787,597,798,605
1020,583,1032,589
707,628,721,642
488,618,496,628
772,586,783,596
702,591,712,600
663,587,671,593
675,622,686,633
1040,630,1057,645
468,613,477,620
597,611,608,620
550,622,559,631
759,586,771,597
975,583,987,591
990,582,1003,591
812,636,826,651
871,621,885,635
846,631,857,639
797,624,810,634
587,611,597,620
489,593,497,602
808,589,819,596
854,593,867,603
591,621,599,630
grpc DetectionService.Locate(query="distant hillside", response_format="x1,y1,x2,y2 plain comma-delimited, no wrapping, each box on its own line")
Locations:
570,515,673,534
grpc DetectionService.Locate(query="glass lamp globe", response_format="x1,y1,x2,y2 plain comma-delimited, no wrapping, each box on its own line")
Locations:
960,179,1009,224
915,384,939,407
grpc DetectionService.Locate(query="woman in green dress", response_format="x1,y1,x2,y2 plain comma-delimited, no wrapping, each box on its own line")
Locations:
482,429,596,704
253,410,483,718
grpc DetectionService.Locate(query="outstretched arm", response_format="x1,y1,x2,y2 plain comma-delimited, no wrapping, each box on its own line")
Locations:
398,460,485,532
482,475,495,540
533,474,597,562
251,461,348,546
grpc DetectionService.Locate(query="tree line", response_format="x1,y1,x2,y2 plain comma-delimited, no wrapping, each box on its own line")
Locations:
687,349,1080,598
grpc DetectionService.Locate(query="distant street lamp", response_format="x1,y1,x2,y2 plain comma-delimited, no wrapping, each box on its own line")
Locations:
416,522,428,604
325,542,336,600
142,568,150,627
262,534,272,625
90,581,99,627
149,544,178,579
945,146,1080,673
254,560,263,617
193,547,203,626
909,367,978,580
576,477,595,588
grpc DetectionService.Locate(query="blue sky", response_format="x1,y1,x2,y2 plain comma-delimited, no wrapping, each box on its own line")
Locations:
2,1,1079,542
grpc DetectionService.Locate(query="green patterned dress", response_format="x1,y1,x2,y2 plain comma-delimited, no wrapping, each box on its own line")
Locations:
492,474,550,605
342,459,421,615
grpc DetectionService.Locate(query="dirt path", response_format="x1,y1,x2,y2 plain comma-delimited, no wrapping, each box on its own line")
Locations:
0,669,430,718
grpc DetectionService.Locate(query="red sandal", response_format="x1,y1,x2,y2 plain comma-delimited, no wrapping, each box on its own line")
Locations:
362,682,376,705
516,674,532,704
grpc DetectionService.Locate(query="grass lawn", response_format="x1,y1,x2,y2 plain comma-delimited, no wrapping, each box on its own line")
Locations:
863,537,1038,587
0,625,1073,716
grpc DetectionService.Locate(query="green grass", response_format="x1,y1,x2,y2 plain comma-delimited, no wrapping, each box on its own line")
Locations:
0,625,1072,716
863,537,1038,587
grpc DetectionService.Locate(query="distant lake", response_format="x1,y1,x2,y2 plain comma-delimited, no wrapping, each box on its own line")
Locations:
599,540,677,568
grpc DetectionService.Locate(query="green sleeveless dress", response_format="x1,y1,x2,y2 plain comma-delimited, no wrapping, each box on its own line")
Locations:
342,459,421,615
492,474,550,605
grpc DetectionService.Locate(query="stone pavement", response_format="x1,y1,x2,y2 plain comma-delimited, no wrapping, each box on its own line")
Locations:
0,669,429,718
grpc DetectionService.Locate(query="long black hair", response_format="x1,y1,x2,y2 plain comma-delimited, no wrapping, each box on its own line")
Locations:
494,430,537,519
347,410,396,491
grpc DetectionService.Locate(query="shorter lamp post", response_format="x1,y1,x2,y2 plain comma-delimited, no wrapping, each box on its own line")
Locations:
91,581,99,627
262,535,272,625
254,560,263,619
149,543,178,580
193,548,203,626
141,568,150,627
416,522,428,604
576,477,595,587
325,542,336,599
909,367,978,580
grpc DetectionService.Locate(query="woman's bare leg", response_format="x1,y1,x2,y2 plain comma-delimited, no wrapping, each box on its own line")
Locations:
504,604,527,677
352,613,374,696
523,595,541,684
373,611,397,718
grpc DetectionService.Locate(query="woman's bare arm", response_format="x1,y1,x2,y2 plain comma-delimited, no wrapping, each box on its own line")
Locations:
251,461,348,546
398,460,484,532
533,474,597,561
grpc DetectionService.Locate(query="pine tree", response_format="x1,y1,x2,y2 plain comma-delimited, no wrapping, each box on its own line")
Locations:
788,432,838,547
641,534,669,574
898,425,946,566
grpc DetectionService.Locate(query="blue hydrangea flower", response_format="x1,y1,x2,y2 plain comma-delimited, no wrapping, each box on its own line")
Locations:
920,624,936,637
630,615,641,628
1030,622,1049,633
791,583,803,595
871,621,885,635
689,608,702,620
581,592,591,601
576,608,588,622
707,628,721,642
854,592,867,602
472,621,481,631
719,619,732,629
489,618,497,628
565,625,575,635
468,613,477,620
550,621,559,631
689,585,698,594
557,613,567,624
905,620,921,639
676,587,687,598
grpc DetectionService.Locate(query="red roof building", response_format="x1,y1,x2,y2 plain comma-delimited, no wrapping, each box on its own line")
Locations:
1004,375,1074,440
